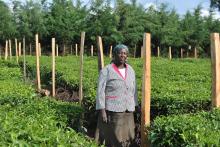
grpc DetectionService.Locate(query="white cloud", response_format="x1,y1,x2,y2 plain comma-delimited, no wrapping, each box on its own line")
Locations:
201,9,209,17
144,2,157,10
201,9,220,19
213,11,220,19
144,2,157,8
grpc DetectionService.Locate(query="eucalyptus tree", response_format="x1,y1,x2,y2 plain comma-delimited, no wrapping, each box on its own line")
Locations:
202,9,220,56
114,0,147,55
0,1,16,43
210,0,220,11
85,0,120,53
47,0,87,53
11,0,46,46
149,3,182,56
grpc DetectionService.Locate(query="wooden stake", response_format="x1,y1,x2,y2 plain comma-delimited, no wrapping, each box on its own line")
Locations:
141,33,151,147
210,33,220,107
9,39,12,59
52,38,56,97
75,44,78,56
181,48,183,58
109,45,112,58
134,44,136,58
70,45,73,55
15,38,18,63
56,44,59,56
39,43,41,56
4,40,8,60
157,46,160,57
168,46,172,60
79,32,85,104
97,36,104,70
19,42,21,56
29,43,32,55
194,47,197,59
95,36,105,142
23,37,26,82
91,45,94,56
36,34,41,91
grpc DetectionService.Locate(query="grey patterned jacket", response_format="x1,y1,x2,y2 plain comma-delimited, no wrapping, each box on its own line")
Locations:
96,63,138,112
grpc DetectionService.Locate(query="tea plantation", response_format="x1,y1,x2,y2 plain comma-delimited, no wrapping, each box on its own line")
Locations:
1,56,220,146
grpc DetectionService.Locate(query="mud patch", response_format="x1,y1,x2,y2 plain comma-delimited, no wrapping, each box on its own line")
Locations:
55,87,79,102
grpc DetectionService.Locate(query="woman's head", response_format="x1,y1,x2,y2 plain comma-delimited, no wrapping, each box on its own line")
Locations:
112,44,129,65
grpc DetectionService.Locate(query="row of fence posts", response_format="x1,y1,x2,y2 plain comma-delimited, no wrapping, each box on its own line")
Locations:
1,32,220,147
141,46,198,59
1,39,199,60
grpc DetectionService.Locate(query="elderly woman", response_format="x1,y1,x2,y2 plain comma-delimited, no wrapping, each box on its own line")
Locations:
96,44,138,147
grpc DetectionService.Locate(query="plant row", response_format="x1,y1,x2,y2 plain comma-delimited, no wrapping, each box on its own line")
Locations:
0,59,98,146
150,109,220,146
12,56,220,146
23,56,212,115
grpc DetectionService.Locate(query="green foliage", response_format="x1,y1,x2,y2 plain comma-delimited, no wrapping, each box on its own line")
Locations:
0,59,98,146
0,1,16,41
1,0,219,57
23,56,211,116
210,0,220,11
47,0,87,45
150,109,220,146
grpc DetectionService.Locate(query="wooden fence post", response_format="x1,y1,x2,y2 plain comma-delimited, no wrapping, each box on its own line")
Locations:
79,32,85,105
36,34,41,91
210,33,220,107
181,48,183,58
30,43,32,55
91,45,94,57
70,45,73,55
141,33,151,147
109,45,112,58
97,36,104,70
52,38,56,97
194,47,198,59
19,42,21,56
9,39,12,59
15,38,18,63
39,43,41,56
4,40,8,60
95,35,105,142
168,46,172,60
23,37,26,82
157,46,160,57
134,44,137,58
75,44,78,56
56,44,59,57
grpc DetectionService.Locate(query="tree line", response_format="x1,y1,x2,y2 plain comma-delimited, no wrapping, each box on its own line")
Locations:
0,0,220,57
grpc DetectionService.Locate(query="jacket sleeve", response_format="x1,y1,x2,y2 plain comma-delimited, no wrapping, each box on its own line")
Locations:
96,68,108,110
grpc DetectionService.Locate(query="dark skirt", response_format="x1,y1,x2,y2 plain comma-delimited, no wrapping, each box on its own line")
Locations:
95,111,135,147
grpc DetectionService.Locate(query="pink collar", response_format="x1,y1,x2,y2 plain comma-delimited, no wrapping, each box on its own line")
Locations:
112,63,127,80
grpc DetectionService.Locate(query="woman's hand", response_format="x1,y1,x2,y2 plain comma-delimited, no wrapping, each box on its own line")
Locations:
101,109,107,123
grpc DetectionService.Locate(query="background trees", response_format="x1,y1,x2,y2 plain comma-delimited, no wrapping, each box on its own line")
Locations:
0,0,220,57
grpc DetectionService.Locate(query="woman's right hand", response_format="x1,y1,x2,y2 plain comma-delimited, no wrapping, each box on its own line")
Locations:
101,109,107,123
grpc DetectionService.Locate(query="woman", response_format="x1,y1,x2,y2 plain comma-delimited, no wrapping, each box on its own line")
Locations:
96,44,138,147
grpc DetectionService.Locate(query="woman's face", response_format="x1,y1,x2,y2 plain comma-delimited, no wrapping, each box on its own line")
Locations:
115,48,128,64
